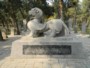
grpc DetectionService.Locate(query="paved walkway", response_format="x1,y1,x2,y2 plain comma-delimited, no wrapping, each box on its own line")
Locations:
0,58,90,68
0,36,21,65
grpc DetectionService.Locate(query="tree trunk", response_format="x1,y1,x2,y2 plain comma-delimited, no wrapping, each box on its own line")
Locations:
81,21,87,34
58,0,65,35
10,18,20,35
68,18,73,31
73,7,77,33
58,0,63,19
15,21,20,35
0,30,3,41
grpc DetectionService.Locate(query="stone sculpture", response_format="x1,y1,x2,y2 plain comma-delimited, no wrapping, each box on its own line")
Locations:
27,7,70,37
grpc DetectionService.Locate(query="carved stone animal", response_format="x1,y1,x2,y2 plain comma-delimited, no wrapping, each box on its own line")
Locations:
27,7,70,37
45,19,70,37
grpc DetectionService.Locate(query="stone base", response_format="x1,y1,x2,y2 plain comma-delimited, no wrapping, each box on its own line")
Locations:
6,36,90,68
11,36,86,59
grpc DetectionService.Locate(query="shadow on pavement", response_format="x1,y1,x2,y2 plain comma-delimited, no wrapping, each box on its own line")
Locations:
0,36,21,61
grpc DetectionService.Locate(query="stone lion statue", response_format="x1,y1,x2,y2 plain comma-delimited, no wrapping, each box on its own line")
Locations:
27,7,70,37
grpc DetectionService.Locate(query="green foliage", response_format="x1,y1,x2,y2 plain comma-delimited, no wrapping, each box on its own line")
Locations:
31,0,54,17
0,0,90,34
0,0,54,35
67,8,76,16
53,0,59,18
66,0,90,33
81,0,90,13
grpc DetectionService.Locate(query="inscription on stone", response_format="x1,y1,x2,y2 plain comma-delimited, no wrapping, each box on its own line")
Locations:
23,45,71,55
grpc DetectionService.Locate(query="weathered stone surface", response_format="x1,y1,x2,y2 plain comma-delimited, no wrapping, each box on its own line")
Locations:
23,45,71,55
10,36,86,59
27,7,70,37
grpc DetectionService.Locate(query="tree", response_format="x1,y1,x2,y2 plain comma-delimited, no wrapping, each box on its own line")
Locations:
0,30,3,41
0,0,23,35
0,0,54,35
53,0,64,19
80,0,90,33
30,0,54,17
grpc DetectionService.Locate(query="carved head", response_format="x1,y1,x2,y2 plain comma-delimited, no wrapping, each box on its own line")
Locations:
28,7,43,19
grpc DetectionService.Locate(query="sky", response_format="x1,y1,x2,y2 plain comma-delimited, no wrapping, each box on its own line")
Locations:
46,0,54,6
46,0,54,2
79,0,83,2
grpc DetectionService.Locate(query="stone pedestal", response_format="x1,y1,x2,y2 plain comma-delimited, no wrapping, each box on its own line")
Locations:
1,36,87,68
11,36,86,59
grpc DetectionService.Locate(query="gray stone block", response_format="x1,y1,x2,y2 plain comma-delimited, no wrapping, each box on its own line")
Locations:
11,36,86,59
